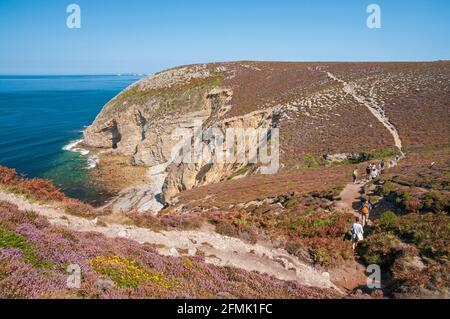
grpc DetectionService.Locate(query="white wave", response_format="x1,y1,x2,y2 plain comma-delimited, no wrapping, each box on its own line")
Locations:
63,139,98,169
62,139,83,152
63,140,89,155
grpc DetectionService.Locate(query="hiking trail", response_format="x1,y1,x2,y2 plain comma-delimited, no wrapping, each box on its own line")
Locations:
336,182,363,216
325,71,404,156
0,190,338,292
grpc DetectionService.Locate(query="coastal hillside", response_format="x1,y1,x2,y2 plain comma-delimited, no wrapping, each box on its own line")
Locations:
1,61,448,299
83,61,450,210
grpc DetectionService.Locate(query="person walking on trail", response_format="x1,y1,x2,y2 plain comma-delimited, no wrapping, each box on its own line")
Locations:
370,164,378,180
351,218,364,251
380,160,385,172
360,200,370,227
365,165,371,181
353,168,359,184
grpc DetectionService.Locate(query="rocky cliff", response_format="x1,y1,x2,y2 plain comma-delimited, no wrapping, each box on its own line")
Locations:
83,61,450,212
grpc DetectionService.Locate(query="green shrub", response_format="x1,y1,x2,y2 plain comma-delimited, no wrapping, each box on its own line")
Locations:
371,147,399,160
309,247,331,266
358,233,401,268
282,196,299,209
302,154,320,168
215,221,238,237
400,192,423,213
422,192,447,213
379,211,399,231
382,181,396,195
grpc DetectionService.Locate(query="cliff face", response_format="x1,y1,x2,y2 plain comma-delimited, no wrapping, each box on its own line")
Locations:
83,61,450,211
84,64,225,167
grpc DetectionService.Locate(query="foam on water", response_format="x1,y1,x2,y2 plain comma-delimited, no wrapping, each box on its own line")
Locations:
63,139,98,169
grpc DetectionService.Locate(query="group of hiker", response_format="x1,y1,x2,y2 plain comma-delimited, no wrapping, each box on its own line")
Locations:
352,155,402,185
352,160,386,184
349,155,403,251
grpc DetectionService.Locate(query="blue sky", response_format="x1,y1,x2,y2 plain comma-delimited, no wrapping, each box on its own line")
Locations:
0,0,449,74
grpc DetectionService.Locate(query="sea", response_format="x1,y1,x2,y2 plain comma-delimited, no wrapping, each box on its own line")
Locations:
0,74,143,205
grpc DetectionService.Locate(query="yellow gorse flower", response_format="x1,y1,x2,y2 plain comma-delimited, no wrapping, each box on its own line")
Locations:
88,255,172,289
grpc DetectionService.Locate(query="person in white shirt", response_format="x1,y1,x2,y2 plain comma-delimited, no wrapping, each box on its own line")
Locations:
370,165,378,179
351,218,364,251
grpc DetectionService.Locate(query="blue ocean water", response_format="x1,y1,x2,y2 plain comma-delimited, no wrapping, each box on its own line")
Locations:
0,75,142,204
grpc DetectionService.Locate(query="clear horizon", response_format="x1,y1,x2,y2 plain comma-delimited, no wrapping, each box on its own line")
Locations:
1,0,449,75
1,59,450,76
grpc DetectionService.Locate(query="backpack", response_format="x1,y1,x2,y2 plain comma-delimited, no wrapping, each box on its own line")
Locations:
361,204,370,215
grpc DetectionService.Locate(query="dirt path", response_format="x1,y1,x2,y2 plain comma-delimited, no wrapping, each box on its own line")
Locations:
326,71,404,155
0,191,338,292
336,182,364,216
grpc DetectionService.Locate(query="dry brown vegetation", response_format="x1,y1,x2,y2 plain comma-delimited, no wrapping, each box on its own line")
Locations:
156,164,360,269
169,164,354,210
0,166,101,218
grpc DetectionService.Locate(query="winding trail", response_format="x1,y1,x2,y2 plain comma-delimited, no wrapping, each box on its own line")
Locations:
326,70,409,220
0,191,338,292
326,71,404,155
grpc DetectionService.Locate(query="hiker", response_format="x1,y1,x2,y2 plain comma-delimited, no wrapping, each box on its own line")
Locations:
367,199,373,214
353,168,359,184
370,164,378,179
380,160,385,173
360,200,370,227
365,165,371,181
351,217,364,251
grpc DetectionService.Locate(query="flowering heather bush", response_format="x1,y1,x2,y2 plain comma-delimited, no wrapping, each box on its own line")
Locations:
0,259,57,298
0,200,340,299
0,224,52,269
